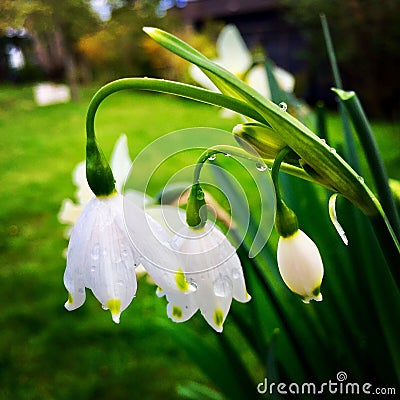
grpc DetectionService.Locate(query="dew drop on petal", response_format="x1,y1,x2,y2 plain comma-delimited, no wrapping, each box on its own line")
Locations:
330,147,337,154
279,102,287,112
91,243,100,260
358,176,365,184
102,304,108,310
256,162,268,172
225,153,231,157
121,249,129,258
213,276,233,297
90,265,96,273
232,267,241,280
188,278,198,292
208,154,216,161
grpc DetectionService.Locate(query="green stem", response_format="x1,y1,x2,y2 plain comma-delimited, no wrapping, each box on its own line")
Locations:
86,78,268,141
321,13,361,172
271,147,292,205
192,145,268,184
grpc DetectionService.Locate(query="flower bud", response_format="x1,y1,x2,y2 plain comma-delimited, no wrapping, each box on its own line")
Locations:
277,229,324,303
233,122,299,165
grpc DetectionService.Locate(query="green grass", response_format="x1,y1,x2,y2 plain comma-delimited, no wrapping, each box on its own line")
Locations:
0,83,398,399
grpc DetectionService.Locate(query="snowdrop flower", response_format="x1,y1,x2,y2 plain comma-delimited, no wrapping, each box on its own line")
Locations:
157,222,250,332
64,193,140,323
190,24,294,102
277,229,324,303
156,183,250,332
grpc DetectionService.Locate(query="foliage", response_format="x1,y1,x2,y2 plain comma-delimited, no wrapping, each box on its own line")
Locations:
1,0,101,83
283,0,400,119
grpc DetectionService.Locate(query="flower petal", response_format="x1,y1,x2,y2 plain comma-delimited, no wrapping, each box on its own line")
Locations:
72,161,94,205
277,230,324,302
169,222,250,331
110,134,133,193
273,65,295,93
64,194,139,322
58,199,83,226
216,24,251,74
247,64,271,99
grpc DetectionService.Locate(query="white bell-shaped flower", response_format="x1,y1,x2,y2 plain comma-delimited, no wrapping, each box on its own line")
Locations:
277,229,324,303
158,221,250,332
64,193,140,323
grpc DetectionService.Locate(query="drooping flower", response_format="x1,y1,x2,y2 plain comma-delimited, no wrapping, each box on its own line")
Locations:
64,193,139,323
190,24,295,101
277,229,324,303
158,221,250,332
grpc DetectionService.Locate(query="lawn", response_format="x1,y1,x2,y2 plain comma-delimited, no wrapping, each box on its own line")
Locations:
0,83,398,399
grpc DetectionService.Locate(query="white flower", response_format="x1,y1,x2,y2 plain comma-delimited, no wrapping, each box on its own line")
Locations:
277,229,324,303
64,193,139,323
190,24,295,101
157,221,250,332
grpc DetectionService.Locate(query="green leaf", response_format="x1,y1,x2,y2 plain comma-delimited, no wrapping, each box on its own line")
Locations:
143,27,379,218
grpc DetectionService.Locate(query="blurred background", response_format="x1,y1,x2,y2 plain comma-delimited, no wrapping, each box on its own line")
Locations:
1,1,399,399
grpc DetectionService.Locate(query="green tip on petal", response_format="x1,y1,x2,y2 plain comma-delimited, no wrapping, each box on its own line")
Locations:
175,268,189,292
67,292,74,304
213,308,224,329
172,305,183,320
106,299,121,323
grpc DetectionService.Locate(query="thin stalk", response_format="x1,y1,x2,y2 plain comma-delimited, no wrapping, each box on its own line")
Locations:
334,90,400,242
320,13,361,171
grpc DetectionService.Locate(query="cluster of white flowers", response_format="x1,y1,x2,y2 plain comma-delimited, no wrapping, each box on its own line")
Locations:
60,24,326,331
60,135,250,331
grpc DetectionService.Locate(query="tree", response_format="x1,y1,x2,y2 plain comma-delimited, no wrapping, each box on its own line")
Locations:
1,0,101,98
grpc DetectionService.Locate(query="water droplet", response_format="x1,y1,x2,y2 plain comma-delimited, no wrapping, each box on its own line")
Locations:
102,304,108,310
188,279,198,292
330,147,337,154
90,265,96,273
320,138,326,144
225,153,231,157
208,154,216,161
121,249,129,258
232,268,241,279
113,255,122,263
116,280,124,286
256,162,268,172
196,190,204,200
213,277,232,297
91,243,100,260
279,102,287,112
358,176,365,184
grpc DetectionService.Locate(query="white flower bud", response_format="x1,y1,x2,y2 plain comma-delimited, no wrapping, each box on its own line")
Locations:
277,229,324,303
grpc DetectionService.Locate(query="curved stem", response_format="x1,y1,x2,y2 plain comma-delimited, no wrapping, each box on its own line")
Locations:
271,146,292,205
86,78,268,142
193,145,267,184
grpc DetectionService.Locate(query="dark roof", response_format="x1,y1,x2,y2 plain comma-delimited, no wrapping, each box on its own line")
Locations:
178,0,280,24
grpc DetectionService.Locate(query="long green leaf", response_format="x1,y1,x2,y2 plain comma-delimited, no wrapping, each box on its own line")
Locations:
143,27,378,217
